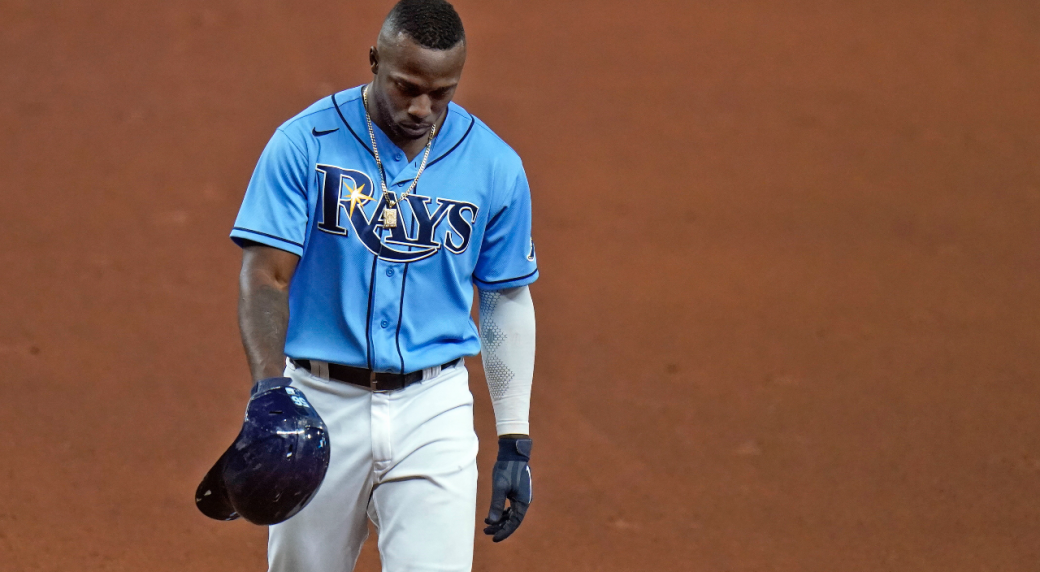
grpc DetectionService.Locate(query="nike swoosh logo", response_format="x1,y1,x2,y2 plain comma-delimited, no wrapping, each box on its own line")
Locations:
312,127,339,137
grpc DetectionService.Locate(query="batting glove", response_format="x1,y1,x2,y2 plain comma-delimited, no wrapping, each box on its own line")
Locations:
484,436,533,542
250,376,292,396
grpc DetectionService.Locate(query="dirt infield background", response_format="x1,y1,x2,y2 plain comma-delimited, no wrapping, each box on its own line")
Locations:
2,1,1038,570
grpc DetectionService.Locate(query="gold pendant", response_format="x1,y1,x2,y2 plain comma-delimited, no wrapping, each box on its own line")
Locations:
383,207,398,228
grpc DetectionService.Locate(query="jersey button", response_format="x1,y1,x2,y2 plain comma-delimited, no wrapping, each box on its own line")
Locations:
380,320,389,329
385,268,395,277
394,153,403,161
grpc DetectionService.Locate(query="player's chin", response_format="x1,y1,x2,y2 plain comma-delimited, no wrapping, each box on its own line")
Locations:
397,122,432,139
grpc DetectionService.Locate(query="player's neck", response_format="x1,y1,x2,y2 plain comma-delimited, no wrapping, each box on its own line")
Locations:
369,94,447,163
391,131,434,163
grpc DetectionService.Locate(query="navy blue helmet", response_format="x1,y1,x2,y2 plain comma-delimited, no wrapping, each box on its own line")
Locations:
196,377,330,525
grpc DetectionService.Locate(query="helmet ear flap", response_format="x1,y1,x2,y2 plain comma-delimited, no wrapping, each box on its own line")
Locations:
195,384,330,525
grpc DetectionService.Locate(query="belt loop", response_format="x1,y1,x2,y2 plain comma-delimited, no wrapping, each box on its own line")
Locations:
423,364,441,381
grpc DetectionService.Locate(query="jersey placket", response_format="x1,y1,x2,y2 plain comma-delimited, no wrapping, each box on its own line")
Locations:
368,151,420,374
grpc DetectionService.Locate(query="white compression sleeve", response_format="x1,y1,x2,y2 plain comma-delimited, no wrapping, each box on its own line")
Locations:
478,285,536,436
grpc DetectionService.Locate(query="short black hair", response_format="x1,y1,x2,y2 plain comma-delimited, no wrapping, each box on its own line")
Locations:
382,0,465,50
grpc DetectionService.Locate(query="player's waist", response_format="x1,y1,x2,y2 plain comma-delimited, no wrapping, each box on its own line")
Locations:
289,357,462,392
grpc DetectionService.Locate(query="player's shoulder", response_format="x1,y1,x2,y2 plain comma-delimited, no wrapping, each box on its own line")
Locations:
274,86,363,145
446,102,524,171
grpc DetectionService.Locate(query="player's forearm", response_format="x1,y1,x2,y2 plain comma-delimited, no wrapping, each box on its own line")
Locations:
478,285,535,436
238,245,299,383
239,282,291,382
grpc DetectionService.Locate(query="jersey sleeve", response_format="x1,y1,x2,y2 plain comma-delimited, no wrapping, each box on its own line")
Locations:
230,128,310,256
473,166,539,290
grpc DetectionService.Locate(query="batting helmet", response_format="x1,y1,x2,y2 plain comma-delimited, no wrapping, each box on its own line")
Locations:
195,377,331,525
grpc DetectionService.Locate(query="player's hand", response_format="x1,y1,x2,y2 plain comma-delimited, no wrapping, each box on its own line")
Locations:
250,376,293,396
484,436,533,542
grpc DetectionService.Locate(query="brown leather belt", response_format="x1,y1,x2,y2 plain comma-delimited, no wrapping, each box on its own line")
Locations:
290,358,460,391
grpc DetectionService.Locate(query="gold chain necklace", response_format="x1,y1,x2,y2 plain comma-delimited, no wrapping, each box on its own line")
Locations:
362,85,437,229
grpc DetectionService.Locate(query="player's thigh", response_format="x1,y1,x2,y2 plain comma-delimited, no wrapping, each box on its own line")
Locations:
370,455,478,572
372,368,479,571
268,364,375,572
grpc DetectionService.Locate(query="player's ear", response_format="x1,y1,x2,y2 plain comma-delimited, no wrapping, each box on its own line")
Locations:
369,46,379,74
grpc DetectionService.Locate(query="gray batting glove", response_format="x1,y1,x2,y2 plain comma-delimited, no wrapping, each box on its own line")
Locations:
484,436,533,542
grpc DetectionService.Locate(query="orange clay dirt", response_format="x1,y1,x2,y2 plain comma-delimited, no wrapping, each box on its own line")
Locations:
1,1,1038,571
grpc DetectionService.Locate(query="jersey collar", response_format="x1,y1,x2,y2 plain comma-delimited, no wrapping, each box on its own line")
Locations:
331,85,475,182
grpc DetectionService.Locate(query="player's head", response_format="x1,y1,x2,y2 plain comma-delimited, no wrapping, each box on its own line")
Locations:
369,0,466,141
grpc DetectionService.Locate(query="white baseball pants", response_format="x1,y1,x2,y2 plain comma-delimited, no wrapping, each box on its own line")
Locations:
268,359,479,572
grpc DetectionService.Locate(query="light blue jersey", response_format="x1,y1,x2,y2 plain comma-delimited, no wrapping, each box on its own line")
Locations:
231,86,538,373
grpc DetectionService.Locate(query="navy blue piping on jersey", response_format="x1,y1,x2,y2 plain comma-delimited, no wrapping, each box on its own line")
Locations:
408,214,417,251
231,227,304,249
392,215,418,372
426,116,475,168
394,262,410,373
330,90,473,167
331,92,374,157
474,268,539,287
365,236,383,370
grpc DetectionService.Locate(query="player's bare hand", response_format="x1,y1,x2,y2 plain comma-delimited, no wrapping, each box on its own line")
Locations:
484,436,533,542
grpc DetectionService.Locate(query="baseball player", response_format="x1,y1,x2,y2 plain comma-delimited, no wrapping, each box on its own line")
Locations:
229,1,537,570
